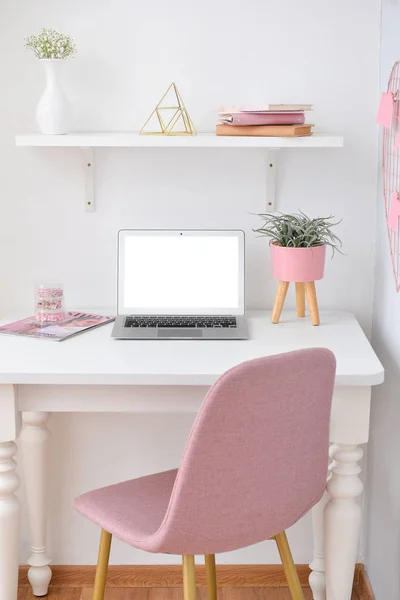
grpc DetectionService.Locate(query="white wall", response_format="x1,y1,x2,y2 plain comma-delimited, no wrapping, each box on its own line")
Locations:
366,1,400,598
0,0,381,565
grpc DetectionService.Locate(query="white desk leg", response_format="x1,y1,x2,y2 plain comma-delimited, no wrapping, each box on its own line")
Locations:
0,441,20,599
21,412,52,596
325,444,363,600
309,490,330,600
0,384,21,600
309,443,338,600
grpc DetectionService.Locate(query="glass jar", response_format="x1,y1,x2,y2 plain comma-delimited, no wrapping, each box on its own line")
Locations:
35,282,65,324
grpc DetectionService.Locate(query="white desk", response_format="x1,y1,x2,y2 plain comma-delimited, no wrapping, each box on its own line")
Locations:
0,310,383,600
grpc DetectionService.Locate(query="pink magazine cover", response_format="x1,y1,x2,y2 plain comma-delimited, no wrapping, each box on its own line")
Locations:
0,311,115,341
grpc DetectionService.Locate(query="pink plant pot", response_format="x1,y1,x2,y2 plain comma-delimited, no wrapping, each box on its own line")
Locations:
270,243,326,282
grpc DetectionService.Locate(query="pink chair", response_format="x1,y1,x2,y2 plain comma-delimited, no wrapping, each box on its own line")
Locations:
75,348,336,600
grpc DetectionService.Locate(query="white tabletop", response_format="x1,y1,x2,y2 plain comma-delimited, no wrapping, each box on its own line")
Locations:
0,311,383,386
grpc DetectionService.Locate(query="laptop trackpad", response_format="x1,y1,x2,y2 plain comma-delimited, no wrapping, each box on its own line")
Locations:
158,329,203,338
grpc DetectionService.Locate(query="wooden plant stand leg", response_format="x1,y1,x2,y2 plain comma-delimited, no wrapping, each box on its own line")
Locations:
271,281,290,324
304,282,320,326
295,283,305,318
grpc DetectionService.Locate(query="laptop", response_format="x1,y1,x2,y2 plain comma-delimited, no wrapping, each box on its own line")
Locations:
111,229,248,340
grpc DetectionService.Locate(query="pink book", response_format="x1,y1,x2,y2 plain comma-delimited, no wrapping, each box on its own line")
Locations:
219,112,306,126
218,104,313,113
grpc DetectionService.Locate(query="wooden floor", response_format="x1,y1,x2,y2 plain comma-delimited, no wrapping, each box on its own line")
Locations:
17,587,361,599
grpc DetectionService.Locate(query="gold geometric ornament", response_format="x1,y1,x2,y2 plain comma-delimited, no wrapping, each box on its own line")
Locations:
139,82,197,136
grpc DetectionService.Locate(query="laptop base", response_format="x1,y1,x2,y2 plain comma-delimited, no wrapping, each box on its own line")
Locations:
111,316,248,340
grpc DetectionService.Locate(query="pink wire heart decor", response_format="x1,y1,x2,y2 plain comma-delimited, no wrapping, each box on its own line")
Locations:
382,61,400,291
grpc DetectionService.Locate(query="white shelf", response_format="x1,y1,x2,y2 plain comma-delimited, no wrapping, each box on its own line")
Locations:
15,131,344,149
15,131,343,212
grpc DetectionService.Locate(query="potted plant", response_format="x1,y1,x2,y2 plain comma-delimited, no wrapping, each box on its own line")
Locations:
25,28,76,135
254,212,342,325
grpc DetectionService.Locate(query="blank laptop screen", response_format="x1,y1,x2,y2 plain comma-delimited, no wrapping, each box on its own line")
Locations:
118,231,244,316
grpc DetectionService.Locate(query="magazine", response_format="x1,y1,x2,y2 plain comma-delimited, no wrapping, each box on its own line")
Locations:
0,311,115,342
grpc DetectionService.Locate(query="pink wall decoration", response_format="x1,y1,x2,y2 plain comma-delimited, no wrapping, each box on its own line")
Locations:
380,61,400,291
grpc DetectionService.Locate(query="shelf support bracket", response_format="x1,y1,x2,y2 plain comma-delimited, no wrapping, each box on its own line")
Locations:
266,149,279,212
81,147,95,212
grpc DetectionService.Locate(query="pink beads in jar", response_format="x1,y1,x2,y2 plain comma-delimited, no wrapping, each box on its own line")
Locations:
35,283,65,324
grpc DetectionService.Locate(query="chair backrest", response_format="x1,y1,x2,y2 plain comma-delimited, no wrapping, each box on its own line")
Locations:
154,348,336,555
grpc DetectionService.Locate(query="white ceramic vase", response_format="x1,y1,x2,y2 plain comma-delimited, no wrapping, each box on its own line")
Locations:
36,59,71,135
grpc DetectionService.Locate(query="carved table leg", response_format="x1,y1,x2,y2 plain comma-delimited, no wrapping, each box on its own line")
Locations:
309,490,330,600
309,444,338,600
0,441,20,600
21,412,52,596
325,444,363,600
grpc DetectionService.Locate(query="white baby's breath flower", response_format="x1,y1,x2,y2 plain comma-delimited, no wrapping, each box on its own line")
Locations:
25,28,76,59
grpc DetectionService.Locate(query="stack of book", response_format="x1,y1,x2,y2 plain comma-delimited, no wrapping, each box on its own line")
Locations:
216,104,313,137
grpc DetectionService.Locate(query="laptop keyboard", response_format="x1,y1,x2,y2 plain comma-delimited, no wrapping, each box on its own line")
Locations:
124,316,237,328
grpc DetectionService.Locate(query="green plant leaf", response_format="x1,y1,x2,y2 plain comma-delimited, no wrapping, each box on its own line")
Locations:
253,211,343,255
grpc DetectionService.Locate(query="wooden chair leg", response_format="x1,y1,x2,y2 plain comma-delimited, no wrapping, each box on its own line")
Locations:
271,281,290,324
304,282,320,326
93,529,112,600
182,555,196,600
274,532,304,600
295,283,305,318
205,554,217,600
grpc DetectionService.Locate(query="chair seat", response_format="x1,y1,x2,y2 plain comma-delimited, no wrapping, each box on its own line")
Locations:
74,469,177,549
